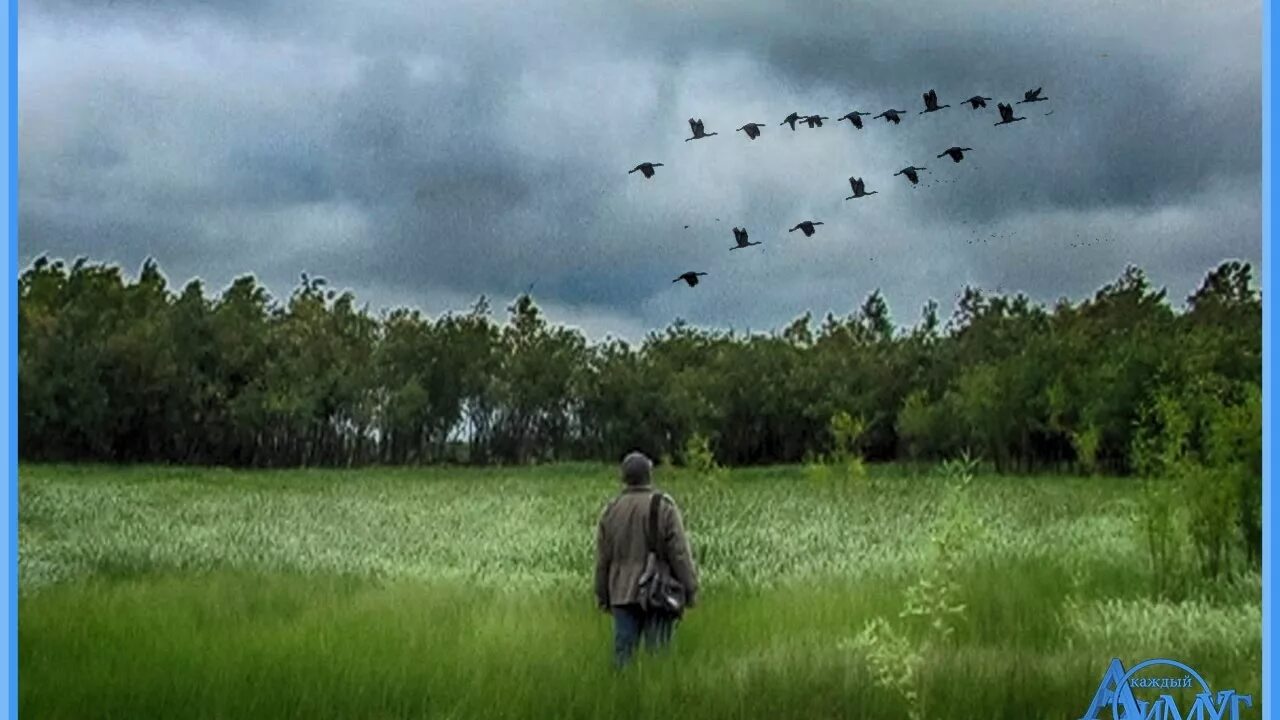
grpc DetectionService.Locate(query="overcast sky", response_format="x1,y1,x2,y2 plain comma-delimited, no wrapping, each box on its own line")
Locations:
19,0,1261,342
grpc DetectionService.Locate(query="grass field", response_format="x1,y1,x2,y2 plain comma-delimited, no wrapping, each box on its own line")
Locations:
18,462,1263,719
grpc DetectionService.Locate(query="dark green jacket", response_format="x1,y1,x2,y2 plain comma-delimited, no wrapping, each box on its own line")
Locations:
595,484,699,609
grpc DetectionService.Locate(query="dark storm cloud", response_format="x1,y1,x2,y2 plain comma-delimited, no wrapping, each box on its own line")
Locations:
18,0,1261,341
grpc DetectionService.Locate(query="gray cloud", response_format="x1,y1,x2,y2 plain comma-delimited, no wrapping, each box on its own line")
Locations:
18,0,1261,342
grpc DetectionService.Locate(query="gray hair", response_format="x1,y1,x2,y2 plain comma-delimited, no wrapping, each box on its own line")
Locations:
620,452,653,486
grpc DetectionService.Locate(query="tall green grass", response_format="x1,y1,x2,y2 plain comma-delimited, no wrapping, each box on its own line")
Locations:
19,463,1262,719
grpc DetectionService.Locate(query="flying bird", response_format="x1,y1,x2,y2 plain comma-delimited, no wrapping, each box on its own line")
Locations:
966,95,993,109
920,89,950,114
674,271,708,287
874,109,906,124
838,111,871,129
789,220,824,237
846,177,878,200
628,162,664,179
994,103,1025,126
802,114,830,128
685,118,718,141
937,147,973,163
781,112,803,131
730,227,761,250
894,166,927,185
737,123,767,140
1017,87,1047,103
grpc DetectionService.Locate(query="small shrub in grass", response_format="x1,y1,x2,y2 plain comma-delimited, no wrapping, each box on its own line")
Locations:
1071,425,1102,476
853,453,981,718
1204,383,1262,568
1133,476,1191,601
846,617,924,720
1181,463,1241,581
806,411,868,490
1129,385,1259,593
682,432,726,483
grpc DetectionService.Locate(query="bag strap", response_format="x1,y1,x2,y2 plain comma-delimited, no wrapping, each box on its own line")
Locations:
646,491,664,559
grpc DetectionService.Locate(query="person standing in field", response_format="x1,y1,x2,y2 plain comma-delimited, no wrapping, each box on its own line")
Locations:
595,451,700,668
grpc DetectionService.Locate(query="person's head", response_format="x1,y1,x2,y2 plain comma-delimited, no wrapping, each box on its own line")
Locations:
620,451,653,487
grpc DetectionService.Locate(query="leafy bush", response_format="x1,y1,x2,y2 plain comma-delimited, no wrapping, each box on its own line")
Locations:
852,453,982,720
1204,382,1262,567
1129,381,1261,592
1071,425,1102,475
682,431,726,482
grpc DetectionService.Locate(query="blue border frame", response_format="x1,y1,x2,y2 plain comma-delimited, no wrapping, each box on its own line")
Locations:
4,0,13,714
0,2,1271,719
3,0,13,712
3,0,14,715
1266,0,1275,712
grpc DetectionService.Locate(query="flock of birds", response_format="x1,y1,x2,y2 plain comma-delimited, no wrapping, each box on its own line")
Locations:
625,87,1055,288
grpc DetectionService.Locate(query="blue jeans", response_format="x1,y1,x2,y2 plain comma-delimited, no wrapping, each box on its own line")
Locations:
612,604,676,667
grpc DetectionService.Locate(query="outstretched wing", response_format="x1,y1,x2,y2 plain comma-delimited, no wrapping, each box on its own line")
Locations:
688,118,697,133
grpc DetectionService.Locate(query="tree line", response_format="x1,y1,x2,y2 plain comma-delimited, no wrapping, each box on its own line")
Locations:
18,256,1260,478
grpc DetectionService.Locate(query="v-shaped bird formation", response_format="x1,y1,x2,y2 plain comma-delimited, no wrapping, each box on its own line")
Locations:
624,86,1051,288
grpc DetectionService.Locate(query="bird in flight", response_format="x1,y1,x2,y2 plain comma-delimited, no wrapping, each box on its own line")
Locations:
781,112,803,131
801,114,830,128
937,147,973,163
628,162,664,179
730,227,761,250
737,123,767,140
846,177,878,200
674,271,708,287
685,118,718,141
874,109,906,124
894,166,927,185
965,95,993,109
1017,87,1047,103
994,103,1025,126
838,111,871,129
789,220,824,237
920,89,950,114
